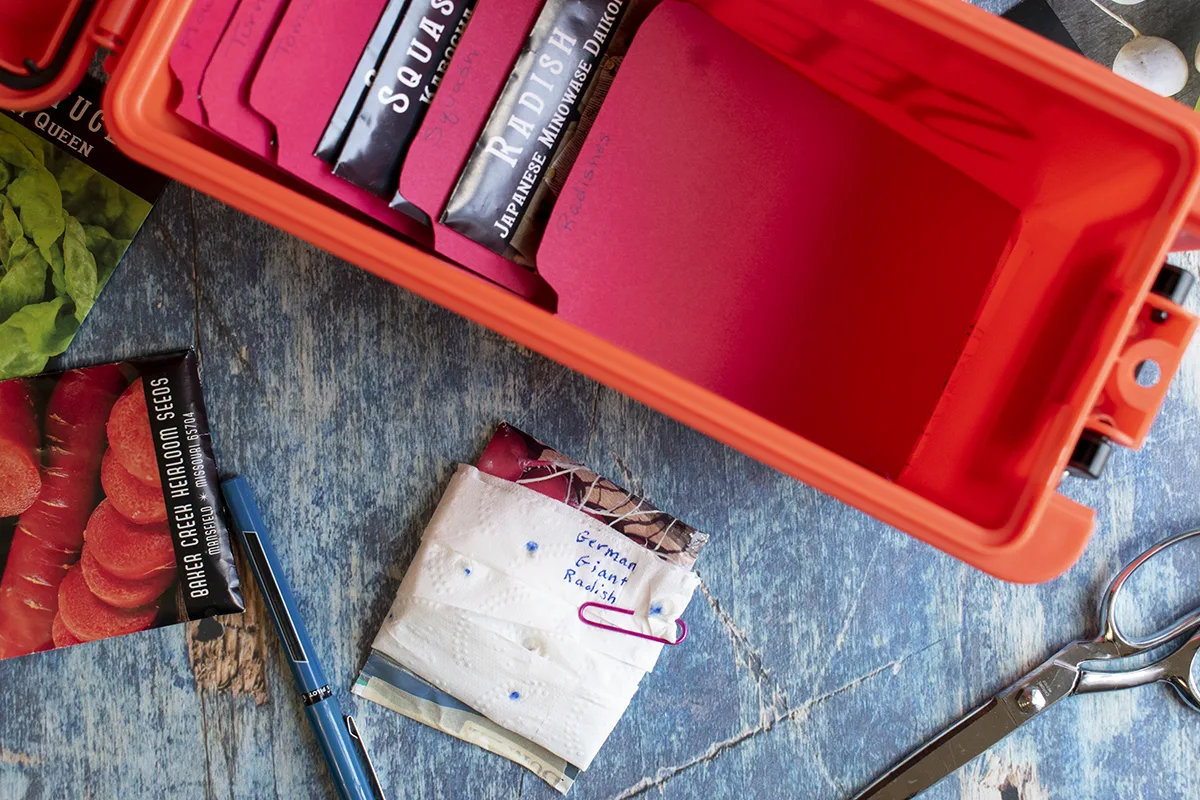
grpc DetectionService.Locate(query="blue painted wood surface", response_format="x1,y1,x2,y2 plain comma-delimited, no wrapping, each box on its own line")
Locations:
4,3,1200,797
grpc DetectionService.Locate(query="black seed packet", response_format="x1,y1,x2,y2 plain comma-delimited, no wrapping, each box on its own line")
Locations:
0,350,244,662
441,0,657,267
333,0,477,199
314,0,413,165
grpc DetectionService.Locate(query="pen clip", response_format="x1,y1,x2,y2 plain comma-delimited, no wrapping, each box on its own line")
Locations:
346,715,386,800
242,529,308,663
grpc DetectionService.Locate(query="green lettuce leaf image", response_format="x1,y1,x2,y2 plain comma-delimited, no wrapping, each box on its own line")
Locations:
54,157,94,199
0,131,42,172
8,167,64,258
0,114,150,378
0,297,75,377
0,325,48,378
46,237,66,296
83,225,131,289
0,195,22,267
62,214,98,322
2,296,74,354
0,123,50,168
0,239,48,320
111,193,152,240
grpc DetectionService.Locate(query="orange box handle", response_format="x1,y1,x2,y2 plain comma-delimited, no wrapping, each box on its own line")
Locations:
1176,203,1200,252
1089,293,1199,449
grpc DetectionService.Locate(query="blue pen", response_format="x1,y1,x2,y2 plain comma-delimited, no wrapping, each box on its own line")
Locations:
221,477,384,800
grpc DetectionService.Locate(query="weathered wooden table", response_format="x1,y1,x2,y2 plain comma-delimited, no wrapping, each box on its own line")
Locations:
4,3,1200,798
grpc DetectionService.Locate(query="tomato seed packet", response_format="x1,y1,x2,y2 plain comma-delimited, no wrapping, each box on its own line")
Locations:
0,351,244,662
0,76,167,380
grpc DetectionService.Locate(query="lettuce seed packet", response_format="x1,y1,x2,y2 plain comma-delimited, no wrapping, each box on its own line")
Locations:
0,76,167,380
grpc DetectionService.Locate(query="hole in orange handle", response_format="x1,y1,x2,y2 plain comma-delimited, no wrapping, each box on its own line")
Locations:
1135,359,1162,388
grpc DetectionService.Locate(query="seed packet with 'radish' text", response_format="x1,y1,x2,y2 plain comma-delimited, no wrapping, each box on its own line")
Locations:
0,350,243,662
441,0,659,267
353,422,708,793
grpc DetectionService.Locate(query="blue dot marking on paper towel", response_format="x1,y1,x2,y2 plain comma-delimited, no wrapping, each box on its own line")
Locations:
464,568,471,576
510,691,521,701
650,602,664,617
526,541,539,554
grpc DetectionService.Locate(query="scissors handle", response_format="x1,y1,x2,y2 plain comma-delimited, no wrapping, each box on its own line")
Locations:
1078,631,1200,711
1097,528,1200,654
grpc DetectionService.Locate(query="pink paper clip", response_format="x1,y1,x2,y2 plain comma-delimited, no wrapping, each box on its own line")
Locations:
578,602,688,646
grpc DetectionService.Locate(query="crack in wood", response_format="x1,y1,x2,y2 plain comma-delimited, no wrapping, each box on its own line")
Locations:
697,577,789,725
179,188,261,386
609,637,951,799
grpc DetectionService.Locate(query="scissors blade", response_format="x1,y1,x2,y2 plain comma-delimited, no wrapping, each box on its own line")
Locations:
852,697,1025,800
852,657,1081,800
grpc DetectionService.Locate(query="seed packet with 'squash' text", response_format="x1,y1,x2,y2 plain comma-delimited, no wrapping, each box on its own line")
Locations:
0,350,243,662
0,76,167,380
441,0,659,267
334,0,477,215
314,0,412,164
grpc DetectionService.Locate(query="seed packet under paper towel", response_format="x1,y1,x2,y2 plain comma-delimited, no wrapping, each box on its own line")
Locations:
354,423,709,792
0,76,167,379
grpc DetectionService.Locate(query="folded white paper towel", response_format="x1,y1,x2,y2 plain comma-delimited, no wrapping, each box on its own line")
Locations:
373,465,701,769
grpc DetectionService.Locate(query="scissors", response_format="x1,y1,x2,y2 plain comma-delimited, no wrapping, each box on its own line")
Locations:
853,528,1200,799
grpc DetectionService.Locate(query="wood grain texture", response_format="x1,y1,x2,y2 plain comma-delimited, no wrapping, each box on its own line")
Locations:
5,3,1200,797
186,547,270,706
